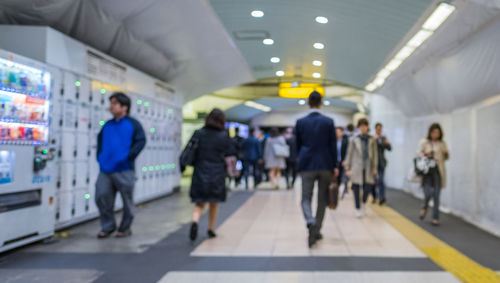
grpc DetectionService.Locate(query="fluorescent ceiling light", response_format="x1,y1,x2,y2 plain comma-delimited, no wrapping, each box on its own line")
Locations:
313,43,325,49
394,46,416,61
374,77,385,87
263,38,274,45
298,100,306,105
422,3,456,31
324,100,331,106
407,29,433,48
376,68,391,80
385,59,403,71
244,101,271,112
276,70,285,77
312,60,322,66
270,57,280,63
312,72,321,78
365,83,377,92
315,16,328,24
251,10,264,18
357,103,366,113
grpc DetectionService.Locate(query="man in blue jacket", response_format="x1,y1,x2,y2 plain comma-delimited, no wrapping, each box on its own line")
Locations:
242,128,262,189
95,92,146,238
295,91,338,248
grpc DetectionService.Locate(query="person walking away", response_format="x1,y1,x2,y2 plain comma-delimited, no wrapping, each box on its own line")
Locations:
232,127,245,187
263,128,287,189
96,92,146,238
285,127,298,189
188,109,232,241
345,118,378,218
242,128,262,189
296,91,338,248
418,123,449,226
336,127,349,197
374,123,391,205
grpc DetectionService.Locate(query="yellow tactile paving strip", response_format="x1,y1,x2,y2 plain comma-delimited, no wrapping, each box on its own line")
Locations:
371,204,500,283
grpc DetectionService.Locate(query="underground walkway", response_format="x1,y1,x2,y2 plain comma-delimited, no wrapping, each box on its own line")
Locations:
1,182,500,283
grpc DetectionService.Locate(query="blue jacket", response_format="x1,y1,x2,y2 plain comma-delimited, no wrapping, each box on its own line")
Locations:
295,112,338,172
97,116,146,173
242,136,262,161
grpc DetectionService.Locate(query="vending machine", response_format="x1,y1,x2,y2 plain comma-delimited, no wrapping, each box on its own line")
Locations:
0,51,57,252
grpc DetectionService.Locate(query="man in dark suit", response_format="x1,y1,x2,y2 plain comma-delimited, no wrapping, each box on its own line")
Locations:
242,128,262,189
295,91,338,248
374,122,392,205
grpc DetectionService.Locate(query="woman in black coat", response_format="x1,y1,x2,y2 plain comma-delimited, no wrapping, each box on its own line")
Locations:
189,108,232,241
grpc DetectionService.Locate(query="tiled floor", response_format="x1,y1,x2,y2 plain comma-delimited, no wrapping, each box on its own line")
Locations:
192,188,425,257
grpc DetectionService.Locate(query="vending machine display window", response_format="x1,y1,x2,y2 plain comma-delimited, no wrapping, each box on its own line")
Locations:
0,57,51,145
0,151,15,185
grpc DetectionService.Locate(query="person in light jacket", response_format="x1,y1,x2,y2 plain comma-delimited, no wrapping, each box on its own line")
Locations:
418,123,449,226
263,127,287,189
345,118,378,218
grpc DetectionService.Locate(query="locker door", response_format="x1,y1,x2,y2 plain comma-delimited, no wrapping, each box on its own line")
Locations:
78,77,91,103
75,161,89,188
60,161,76,191
62,72,78,101
57,191,73,224
73,189,87,219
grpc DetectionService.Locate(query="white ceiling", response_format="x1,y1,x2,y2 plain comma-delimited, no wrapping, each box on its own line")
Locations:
209,0,434,89
0,0,254,101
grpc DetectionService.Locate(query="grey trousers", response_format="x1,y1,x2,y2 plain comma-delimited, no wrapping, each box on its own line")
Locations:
422,167,441,220
301,170,333,231
95,170,136,232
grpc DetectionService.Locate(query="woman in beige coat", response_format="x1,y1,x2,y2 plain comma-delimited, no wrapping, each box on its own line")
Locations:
418,123,449,226
345,118,378,218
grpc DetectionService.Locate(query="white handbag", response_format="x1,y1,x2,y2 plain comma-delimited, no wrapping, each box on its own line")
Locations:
272,143,290,158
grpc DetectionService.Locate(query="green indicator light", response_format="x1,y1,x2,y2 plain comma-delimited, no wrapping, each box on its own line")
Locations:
150,128,155,133
161,165,166,170
137,99,142,105
172,164,176,169
85,194,90,199
144,102,149,107
35,158,41,162
99,121,105,126
75,81,81,87
167,109,173,114
100,88,106,94
142,167,147,172
155,165,160,170
149,166,154,171
42,149,48,154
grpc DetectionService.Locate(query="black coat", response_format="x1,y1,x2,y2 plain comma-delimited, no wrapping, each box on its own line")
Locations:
340,134,349,162
190,126,231,203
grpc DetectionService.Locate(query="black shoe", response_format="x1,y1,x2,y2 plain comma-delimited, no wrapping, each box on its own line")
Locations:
97,229,115,239
308,224,317,248
419,209,427,221
190,222,198,241
316,233,323,240
207,230,217,238
379,198,386,206
372,199,377,204
115,230,132,238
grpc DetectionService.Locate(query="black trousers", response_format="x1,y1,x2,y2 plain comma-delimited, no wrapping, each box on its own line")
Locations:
285,160,297,188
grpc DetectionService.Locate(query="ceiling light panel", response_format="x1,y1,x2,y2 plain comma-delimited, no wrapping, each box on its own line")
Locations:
244,101,271,112
313,43,325,49
263,38,274,45
313,72,321,78
312,60,322,66
276,70,285,77
422,3,456,31
251,10,264,18
407,30,433,48
270,57,280,63
315,16,328,24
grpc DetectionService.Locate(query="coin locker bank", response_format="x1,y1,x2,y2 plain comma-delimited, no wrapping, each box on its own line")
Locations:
0,26,183,253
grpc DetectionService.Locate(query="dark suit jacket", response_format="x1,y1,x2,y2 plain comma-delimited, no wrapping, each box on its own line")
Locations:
242,136,262,161
340,135,349,162
295,111,337,172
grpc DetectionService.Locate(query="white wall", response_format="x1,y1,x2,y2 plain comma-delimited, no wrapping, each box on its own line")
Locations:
251,107,354,128
370,94,500,236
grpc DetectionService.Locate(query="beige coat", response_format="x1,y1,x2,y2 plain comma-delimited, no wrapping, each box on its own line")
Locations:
417,139,449,188
345,135,378,185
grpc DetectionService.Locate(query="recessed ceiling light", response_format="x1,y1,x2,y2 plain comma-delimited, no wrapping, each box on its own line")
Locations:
313,43,325,49
365,83,377,92
407,29,434,48
263,38,274,45
312,60,323,66
270,57,280,63
276,70,285,77
324,100,331,106
422,3,455,31
251,10,264,18
315,16,328,24
244,101,271,112
313,72,321,78
298,100,306,105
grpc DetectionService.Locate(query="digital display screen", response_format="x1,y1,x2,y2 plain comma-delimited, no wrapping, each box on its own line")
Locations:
0,57,51,145
0,151,15,185
226,122,249,138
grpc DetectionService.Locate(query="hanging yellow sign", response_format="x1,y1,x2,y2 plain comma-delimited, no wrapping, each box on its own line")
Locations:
278,83,325,98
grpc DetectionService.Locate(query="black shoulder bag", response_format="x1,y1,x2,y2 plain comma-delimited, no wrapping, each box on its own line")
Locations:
180,131,200,169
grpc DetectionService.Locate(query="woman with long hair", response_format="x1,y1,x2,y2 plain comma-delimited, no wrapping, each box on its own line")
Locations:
188,108,232,241
418,123,449,226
